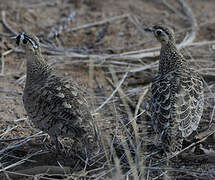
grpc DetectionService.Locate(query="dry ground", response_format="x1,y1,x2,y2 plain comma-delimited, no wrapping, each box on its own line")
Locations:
0,0,215,179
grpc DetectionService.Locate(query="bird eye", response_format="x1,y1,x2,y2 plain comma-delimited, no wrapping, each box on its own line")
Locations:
156,30,162,36
23,39,28,44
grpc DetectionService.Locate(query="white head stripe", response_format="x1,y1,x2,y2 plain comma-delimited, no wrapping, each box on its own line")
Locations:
28,38,38,49
157,29,169,40
20,32,25,40
21,32,38,49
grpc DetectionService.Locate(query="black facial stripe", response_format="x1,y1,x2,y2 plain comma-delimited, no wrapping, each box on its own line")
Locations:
23,35,33,44
153,25,170,36
24,34,38,49
23,34,32,40
16,34,21,45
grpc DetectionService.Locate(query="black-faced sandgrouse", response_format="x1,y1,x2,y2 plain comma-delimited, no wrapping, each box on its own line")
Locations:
145,25,204,154
16,33,98,152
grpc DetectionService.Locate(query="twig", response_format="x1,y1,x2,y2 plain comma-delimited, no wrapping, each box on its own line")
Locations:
16,75,26,84
0,49,14,76
1,11,18,35
162,0,187,20
127,15,146,34
0,56,5,76
48,11,76,39
68,14,130,32
94,71,128,113
129,61,158,73
177,0,198,49
0,150,43,173
0,132,44,154
155,124,215,165
0,126,18,138
110,67,139,179
141,0,197,58
134,88,149,118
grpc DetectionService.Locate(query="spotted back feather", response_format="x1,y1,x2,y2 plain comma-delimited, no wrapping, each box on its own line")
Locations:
148,25,204,154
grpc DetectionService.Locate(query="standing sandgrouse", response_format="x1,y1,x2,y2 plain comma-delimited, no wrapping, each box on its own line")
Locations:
145,25,204,154
16,33,97,152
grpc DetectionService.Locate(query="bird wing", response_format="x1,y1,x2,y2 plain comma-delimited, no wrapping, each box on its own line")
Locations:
151,69,204,139
35,75,95,138
174,69,204,137
151,74,172,139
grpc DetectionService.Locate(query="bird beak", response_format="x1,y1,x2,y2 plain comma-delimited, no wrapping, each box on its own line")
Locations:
144,27,153,32
16,34,21,45
10,35,17,39
15,32,25,46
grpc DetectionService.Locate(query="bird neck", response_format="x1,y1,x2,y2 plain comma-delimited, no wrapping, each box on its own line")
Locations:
159,41,186,75
25,52,52,85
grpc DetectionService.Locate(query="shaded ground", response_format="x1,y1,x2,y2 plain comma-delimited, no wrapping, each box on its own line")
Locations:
0,0,215,179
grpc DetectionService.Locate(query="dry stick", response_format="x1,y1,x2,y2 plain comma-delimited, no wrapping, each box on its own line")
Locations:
0,126,18,138
88,57,110,171
95,116,112,172
99,38,214,61
114,0,197,59
156,126,215,165
0,150,43,173
38,37,214,69
0,132,44,154
2,166,71,179
0,11,17,75
116,38,215,59
61,35,212,63
133,88,149,178
134,88,149,134
189,40,215,47
94,72,128,113
0,49,14,76
68,14,130,32
110,67,139,179
127,15,146,34
1,11,18,35
162,0,187,20
38,37,214,67
108,136,124,180
16,75,26,84
177,0,198,49
146,159,152,180
201,78,215,125
88,56,96,113
94,71,122,171
48,11,76,39
129,61,158,73
0,136,28,143
47,27,212,61
0,56,5,76
105,76,145,112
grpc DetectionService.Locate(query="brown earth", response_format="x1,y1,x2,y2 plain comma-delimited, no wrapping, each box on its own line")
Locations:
0,0,215,179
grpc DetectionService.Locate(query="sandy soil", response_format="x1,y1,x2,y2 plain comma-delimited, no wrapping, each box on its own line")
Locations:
0,0,215,179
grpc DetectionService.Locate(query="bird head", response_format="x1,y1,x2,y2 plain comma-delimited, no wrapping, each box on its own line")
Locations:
144,24,175,45
16,33,41,54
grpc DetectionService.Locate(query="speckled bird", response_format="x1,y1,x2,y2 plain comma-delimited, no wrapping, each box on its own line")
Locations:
145,25,204,154
16,33,98,152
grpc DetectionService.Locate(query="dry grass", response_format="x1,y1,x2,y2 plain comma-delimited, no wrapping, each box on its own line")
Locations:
0,0,215,179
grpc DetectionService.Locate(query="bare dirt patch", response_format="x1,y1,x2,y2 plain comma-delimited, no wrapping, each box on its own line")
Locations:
0,0,215,179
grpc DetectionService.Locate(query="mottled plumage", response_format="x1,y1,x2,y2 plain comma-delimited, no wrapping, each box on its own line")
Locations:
16,33,97,152
145,25,204,154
